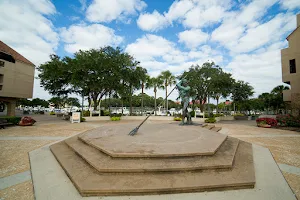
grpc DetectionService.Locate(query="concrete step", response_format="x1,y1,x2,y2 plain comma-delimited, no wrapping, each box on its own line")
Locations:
50,141,255,196
203,125,215,130
65,136,239,173
211,127,222,132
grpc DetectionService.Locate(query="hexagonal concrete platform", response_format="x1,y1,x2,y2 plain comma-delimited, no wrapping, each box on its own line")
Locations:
45,122,260,196
78,123,227,157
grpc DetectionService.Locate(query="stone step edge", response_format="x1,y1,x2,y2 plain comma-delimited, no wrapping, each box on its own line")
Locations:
65,137,239,173
50,141,255,197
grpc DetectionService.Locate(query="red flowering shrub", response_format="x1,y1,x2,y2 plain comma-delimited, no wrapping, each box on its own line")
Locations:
256,118,278,127
276,114,300,127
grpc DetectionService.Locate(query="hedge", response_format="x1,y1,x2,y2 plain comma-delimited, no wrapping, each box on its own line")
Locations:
0,116,22,125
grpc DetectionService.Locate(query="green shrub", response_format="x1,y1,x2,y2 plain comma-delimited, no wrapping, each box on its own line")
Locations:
205,117,216,123
110,113,122,117
39,111,45,114
174,117,182,121
174,114,182,118
49,111,55,115
277,114,300,127
110,116,121,121
233,113,245,116
103,110,110,116
80,117,86,122
190,110,195,117
82,110,90,117
0,116,22,125
23,110,29,114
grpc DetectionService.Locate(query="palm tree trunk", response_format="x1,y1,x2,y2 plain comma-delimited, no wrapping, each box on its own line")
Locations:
141,82,144,116
166,84,168,112
154,87,157,116
130,85,133,116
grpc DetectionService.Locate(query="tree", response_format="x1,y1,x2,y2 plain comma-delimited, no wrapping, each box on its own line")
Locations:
39,47,143,111
65,97,80,108
210,70,234,112
38,55,71,96
49,97,65,108
159,70,176,112
231,81,254,112
182,62,218,112
31,98,49,107
145,76,164,115
271,85,290,113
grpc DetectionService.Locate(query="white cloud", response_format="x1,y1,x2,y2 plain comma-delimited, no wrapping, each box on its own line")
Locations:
125,34,176,61
165,0,194,22
137,10,168,31
280,0,300,10
60,23,123,53
0,0,59,100
136,0,231,31
178,29,209,49
228,13,295,53
182,5,226,28
211,0,278,45
86,0,147,23
126,34,223,77
227,48,286,96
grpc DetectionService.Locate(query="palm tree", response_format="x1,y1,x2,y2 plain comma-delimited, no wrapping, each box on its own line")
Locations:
145,76,163,115
258,92,272,114
271,85,290,113
159,70,176,112
271,85,290,95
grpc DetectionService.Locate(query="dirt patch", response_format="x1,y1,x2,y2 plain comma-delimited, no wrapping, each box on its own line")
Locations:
0,180,34,200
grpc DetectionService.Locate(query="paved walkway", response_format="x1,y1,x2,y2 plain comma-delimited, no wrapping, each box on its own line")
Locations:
0,136,67,140
232,134,300,138
0,171,31,190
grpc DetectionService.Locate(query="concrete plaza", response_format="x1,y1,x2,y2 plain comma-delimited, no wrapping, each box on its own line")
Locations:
0,115,299,199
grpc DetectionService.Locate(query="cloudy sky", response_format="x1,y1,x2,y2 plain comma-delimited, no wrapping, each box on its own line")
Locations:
0,0,299,102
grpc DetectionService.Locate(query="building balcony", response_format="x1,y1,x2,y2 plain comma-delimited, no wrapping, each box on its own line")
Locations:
283,90,291,102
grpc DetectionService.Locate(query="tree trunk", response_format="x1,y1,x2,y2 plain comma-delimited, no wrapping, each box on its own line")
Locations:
81,94,84,114
121,99,124,115
108,92,111,113
92,94,98,111
130,86,133,116
216,96,219,113
154,87,157,116
141,82,144,116
165,84,168,113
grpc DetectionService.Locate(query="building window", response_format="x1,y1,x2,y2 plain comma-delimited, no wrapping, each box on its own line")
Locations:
0,61,4,67
0,74,3,83
290,59,296,73
0,85,2,90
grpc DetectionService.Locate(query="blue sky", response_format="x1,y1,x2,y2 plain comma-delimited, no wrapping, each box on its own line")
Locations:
0,0,299,101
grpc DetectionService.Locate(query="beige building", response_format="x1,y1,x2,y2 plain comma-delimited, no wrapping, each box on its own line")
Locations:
281,14,300,116
0,41,35,116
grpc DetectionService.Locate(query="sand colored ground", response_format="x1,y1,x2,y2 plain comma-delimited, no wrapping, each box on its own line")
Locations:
0,181,34,200
0,140,53,178
0,116,299,199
